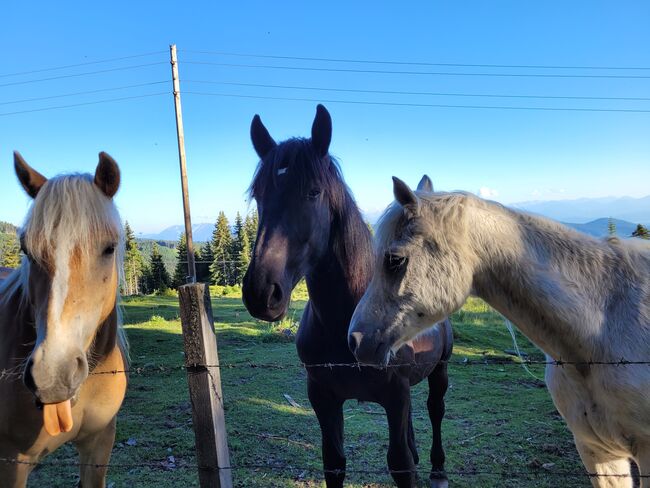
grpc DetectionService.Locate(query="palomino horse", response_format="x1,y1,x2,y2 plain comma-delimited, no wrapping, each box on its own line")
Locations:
0,152,128,487
349,177,650,487
242,105,453,488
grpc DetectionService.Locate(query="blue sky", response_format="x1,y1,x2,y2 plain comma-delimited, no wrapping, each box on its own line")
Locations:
1,1,649,234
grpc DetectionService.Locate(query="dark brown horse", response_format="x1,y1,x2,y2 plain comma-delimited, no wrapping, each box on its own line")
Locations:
242,105,453,488
0,152,128,487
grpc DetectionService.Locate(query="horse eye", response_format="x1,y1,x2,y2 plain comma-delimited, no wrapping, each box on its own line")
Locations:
307,188,321,200
384,253,407,273
102,244,116,256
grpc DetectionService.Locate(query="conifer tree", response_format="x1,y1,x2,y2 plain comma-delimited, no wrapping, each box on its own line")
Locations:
244,210,259,259
150,242,171,291
237,231,251,284
632,223,650,239
607,217,617,236
172,233,193,289
0,235,21,268
123,221,144,295
209,212,233,286
197,241,214,283
229,213,245,285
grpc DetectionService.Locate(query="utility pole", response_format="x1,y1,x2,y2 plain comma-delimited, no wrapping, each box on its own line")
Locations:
170,44,196,283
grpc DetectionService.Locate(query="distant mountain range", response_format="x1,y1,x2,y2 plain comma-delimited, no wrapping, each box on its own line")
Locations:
141,195,650,242
140,223,214,242
512,195,650,226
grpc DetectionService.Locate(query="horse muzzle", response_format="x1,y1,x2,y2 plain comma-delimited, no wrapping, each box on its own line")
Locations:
347,326,394,367
23,350,88,404
242,267,289,322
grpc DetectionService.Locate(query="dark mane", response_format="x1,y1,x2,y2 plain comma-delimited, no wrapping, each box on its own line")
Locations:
249,137,373,300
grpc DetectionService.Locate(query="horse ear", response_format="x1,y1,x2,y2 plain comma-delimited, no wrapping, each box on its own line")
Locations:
416,175,433,193
14,151,47,198
94,152,120,198
311,104,332,158
251,114,276,159
392,177,419,215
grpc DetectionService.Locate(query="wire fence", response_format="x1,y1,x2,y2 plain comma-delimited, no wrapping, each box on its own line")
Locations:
2,356,650,381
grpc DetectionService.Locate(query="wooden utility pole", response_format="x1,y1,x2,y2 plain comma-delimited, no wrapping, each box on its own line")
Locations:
170,44,196,283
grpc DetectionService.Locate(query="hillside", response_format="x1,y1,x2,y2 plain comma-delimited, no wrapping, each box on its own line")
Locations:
562,218,638,238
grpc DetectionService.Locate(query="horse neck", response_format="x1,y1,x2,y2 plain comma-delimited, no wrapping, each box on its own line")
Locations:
305,198,373,330
467,200,625,361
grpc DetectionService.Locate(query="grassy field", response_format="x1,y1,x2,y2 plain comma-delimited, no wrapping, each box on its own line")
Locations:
29,292,588,487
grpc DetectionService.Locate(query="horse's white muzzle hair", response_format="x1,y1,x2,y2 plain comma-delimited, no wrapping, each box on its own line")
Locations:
24,343,88,404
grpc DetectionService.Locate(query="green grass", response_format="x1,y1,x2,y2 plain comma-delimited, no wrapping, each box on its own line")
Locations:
28,295,586,487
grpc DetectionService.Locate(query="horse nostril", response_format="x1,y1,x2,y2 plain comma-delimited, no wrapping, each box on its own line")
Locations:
268,283,283,309
348,331,363,354
70,355,88,388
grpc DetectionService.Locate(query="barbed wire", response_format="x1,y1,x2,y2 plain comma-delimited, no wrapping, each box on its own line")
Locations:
2,357,648,381
0,456,644,480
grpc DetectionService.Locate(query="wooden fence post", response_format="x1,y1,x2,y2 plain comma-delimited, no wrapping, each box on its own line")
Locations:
179,282,232,488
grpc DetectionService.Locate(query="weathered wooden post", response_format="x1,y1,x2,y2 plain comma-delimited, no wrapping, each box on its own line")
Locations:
179,282,232,488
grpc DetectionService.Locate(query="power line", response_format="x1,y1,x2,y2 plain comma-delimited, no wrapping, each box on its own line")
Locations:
0,92,167,117
183,91,650,114
183,61,650,80
184,80,650,102
0,62,167,88
181,49,650,71
0,81,168,106
0,50,167,79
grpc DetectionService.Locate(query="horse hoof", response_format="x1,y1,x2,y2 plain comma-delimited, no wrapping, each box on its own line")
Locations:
430,477,449,488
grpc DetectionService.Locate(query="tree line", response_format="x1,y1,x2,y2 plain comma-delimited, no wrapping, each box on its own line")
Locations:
122,211,258,295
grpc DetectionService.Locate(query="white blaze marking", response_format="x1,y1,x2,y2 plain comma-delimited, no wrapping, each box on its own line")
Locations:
49,235,72,338
277,167,287,176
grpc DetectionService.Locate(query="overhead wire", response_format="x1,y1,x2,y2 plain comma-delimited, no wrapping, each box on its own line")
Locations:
183,91,650,114
0,50,167,79
0,81,168,106
183,61,650,79
181,49,650,71
183,79,650,102
0,92,167,117
0,62,168,88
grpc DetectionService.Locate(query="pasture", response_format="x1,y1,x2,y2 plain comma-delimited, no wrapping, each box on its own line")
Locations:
28,292,586,487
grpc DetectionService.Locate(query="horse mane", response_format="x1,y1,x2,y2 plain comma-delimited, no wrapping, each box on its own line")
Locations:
249,138,373,300
5,173,129,362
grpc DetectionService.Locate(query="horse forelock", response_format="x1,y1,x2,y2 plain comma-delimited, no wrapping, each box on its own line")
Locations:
23,174,124,266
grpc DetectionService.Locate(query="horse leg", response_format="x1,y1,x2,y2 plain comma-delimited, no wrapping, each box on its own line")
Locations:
574,439,633,488
0,451,32,488
307,379,346,488
407,404,419,466
636,444,650,488
74,416,117,488
427,362,449,488
384,385,417,488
